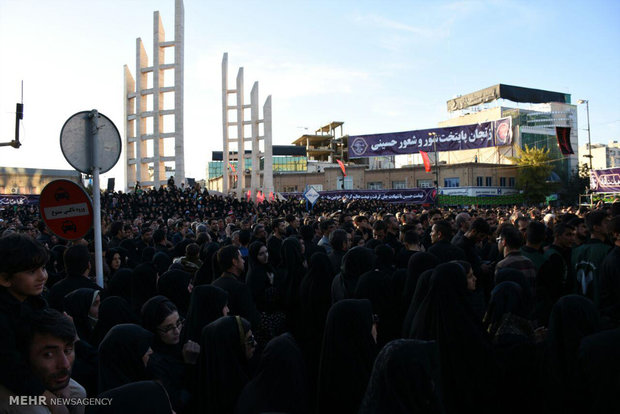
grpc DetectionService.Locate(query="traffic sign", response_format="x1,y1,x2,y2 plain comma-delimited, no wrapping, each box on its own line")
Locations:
40,179,93,240
304,186,321,206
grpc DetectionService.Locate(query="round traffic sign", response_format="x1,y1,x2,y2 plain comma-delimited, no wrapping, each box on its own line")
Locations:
60,110,121,174
40,179,93,240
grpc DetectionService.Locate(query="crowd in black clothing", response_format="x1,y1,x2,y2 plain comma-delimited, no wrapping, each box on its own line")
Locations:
1,184,620,413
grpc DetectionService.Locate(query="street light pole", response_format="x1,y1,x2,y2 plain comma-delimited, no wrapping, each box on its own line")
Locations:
578,99,592,171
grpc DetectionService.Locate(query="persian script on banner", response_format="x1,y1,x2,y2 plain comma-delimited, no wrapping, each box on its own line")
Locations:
348,118,512,158
590,168,620,193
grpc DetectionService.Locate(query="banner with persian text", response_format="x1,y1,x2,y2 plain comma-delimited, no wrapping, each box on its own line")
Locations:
590,168,620,193
0,194,40,206
348,118,512,158
282,188,437,204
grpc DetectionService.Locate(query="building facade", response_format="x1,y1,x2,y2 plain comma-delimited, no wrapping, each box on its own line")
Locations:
579,141,620,170
0,167,81,195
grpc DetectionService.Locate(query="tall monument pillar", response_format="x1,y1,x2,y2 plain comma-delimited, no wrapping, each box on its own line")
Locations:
124,0,185,190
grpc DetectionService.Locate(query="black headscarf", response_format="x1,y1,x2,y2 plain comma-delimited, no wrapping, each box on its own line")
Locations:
402,269,434,338
402,252,439,314
333,247,375,302
182,285,228,343
198,315,251,414
483,281,529,337
98,323,153,393
90,296,139,347
410,263,499,414
355,269,398,347
235,333,310,414
576,328,620,413
107,268,133,303
157,269,191,317
193,242,220,286
495,267,534,318
141,295,180,355
131,261,158,312
63,288,98,343
91,380,173,414
153,252,172,276
544,295,600,412
317,299,377,414
359,339,443,414
246,241,282,312
119,239,139,268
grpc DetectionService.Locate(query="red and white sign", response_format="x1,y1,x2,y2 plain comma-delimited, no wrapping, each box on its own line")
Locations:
40,179,93,240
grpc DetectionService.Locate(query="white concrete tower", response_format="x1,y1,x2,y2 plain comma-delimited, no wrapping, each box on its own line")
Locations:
221,53,273,199
124,0,184,190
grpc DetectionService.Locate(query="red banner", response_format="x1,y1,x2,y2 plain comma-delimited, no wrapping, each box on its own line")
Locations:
336,159,347,176
420,151,432,173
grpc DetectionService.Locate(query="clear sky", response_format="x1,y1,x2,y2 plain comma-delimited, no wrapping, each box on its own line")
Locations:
1,0,619,186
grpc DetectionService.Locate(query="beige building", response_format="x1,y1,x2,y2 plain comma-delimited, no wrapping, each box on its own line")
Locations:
0,167,81,195
579,140,620,170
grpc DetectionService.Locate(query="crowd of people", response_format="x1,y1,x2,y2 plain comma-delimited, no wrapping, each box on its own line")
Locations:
1,184,619,413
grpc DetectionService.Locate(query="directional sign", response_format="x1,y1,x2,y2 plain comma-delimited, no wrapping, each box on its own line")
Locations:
40,179,93,240
304,186,321,206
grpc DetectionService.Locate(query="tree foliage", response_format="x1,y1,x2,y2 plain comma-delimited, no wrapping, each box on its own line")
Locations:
508,145,558,204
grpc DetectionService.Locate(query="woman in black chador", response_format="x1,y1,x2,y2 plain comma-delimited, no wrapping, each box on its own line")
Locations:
316,298,377,414
246,241,286,347
90,296,138,347
98,323,153,393
359,339,443,414
182,284,229,344
197,315,256,414
91,380,174,414
410,262,499,414
402,269,434,338
235,333,310,414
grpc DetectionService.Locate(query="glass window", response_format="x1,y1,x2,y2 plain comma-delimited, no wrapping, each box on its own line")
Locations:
417,179,433,188
337,177,353,190
509,177,515,187
500,177,506,187
444,177,460,188
476,176,483,186
392,180,407,189
367,181,383,190
485,177,492,186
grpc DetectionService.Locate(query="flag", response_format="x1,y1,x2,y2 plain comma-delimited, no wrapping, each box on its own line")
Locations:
555,127,574,155
336,159,347,176
228,162,237,173
257,191,265,203
420,151,432,172
246,190,251,201
269,191,275,201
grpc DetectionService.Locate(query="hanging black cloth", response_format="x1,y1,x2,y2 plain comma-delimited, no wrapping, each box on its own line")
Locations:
409,262,499,414
317,299,377,414
98,323,153,393
359,339,443,414
182,284,228,343
235,333,310,414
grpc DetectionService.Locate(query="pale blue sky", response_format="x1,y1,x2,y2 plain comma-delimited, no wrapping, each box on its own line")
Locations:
1,0,618,184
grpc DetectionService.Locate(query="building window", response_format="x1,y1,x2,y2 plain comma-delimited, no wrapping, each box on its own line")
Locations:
485,177,492,186
476,176,483,186
367,181,383,190
392,180,407,189
444,177,460,188
308,184,323,191
509,177,515,187
417,179,433,188
337,177,353,190
500,177,507,187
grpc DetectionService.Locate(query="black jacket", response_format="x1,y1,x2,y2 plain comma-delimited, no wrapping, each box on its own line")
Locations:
48,274,101,311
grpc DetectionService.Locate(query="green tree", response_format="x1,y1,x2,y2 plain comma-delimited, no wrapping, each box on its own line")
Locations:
508,145,558,204
559,163,590,205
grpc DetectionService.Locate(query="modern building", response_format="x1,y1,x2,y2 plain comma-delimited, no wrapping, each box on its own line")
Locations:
579,141,620,170
0,167,81,195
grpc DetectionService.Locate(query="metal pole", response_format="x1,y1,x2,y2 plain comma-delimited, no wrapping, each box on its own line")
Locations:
89,110,104,288
586,101,592,171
